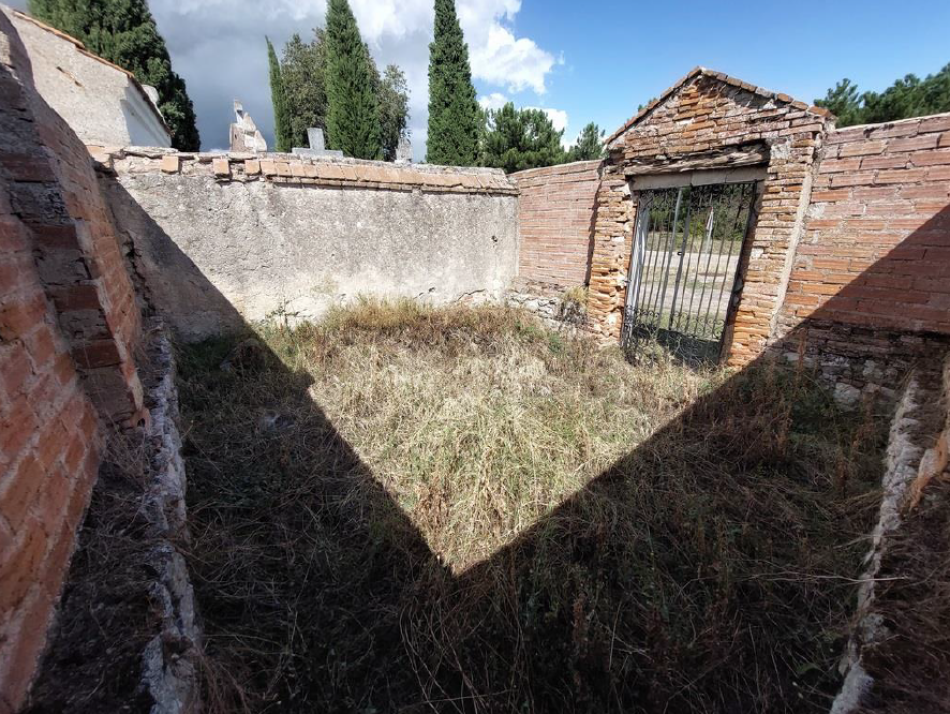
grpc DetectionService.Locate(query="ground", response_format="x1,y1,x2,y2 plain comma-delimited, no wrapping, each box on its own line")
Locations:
177,301,885,714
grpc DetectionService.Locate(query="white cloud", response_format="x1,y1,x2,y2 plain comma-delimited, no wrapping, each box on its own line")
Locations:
91,0,560,158
469,24,556,95
479,93,510,111
527,106,570,149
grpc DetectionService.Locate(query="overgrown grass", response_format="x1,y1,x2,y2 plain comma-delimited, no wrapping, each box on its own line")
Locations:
178,299,885,713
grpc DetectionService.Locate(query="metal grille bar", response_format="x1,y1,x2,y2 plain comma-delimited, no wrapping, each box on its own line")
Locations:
621,181,758,365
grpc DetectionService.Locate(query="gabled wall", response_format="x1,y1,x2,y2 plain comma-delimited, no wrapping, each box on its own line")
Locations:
590,69,832,364
4,7,171,149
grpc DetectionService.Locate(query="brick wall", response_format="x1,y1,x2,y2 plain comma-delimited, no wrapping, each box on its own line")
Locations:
510,160,601,287
0,11,142,424
772,113,950,398
780,114,950,334
0,174,103,713
0,12,145,710
589,69,832,364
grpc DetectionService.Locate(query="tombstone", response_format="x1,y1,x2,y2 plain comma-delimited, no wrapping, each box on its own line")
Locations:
395,135,412,164
229,101,267,152
292,127,343,158
307,127,325,152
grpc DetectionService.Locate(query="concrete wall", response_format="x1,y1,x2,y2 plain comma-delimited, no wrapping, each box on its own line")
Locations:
4,6,171,148
101,151,520,341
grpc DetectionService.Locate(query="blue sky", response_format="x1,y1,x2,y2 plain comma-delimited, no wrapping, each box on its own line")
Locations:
501,0,950,145
8,0,950,157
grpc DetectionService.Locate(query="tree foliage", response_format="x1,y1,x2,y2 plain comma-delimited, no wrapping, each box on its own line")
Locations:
567,122,605,162
266,37,291,152
324,0,382,159
480,103,566,173
816,63,950,127
375,64,410,161
29,0,200,150
427,0,479,166
280,30,327,150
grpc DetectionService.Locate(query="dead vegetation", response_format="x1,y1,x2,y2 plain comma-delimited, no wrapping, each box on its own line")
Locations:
178,300,886,713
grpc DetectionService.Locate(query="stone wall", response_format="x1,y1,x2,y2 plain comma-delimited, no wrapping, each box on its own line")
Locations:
0,10,146,709
100,149,520,341
510,160,601,287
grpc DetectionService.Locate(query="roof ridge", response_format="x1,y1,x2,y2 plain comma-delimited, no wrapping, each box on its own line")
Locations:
605,67,832,145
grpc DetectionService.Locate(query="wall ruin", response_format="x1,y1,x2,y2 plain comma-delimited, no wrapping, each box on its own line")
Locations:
513,69,950,392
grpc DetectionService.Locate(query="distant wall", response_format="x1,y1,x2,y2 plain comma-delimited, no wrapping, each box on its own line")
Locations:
4,6,171,148
510,160,601,288
101,151,520,340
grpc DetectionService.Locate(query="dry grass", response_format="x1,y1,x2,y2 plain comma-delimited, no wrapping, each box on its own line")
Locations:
178,300,885,713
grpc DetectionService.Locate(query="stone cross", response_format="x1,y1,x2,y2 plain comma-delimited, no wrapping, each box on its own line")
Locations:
292,127,343,158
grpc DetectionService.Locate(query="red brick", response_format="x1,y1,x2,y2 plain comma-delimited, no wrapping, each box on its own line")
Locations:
0,294,46,340
0,346,32,399
71,339,121,368
0,152,55,182
0,397,39,464
910,149,950,167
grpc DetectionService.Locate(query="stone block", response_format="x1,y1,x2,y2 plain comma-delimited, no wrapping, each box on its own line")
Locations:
160,155,179,174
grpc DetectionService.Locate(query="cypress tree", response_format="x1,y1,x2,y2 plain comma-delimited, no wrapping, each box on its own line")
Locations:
28,0,200,151
266,37,291,152
323,0,382,160
426,0,479,166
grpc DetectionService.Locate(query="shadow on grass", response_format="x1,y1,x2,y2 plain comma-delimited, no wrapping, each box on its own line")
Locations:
112,182,949,713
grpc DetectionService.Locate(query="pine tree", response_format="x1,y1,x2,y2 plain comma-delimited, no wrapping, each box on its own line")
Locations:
29,0,200,150
280,30,328,150
323,0,382,159
567,123,605,162
814,79,862,126
480,103,566,173
267,37,291,152
426,0,479,166
816,63,950,127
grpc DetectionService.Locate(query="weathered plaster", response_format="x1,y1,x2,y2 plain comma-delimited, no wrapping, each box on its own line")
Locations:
104,171,520,340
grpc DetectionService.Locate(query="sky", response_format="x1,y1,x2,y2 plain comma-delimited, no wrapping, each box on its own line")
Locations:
8,0,950,160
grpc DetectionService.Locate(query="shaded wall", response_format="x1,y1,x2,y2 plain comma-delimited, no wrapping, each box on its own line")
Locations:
0,10,145,710
102,151,521,341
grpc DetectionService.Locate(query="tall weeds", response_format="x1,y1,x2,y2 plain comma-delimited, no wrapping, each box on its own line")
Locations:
179,300,884,713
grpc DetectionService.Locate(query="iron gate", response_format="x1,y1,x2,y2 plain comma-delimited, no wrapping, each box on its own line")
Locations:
621,181,758,365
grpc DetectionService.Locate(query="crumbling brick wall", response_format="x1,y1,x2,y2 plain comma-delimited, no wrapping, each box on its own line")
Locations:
523,69,947,382
589,69,832,364
510,160,602,288
775,113,950,399
0,11,145,709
